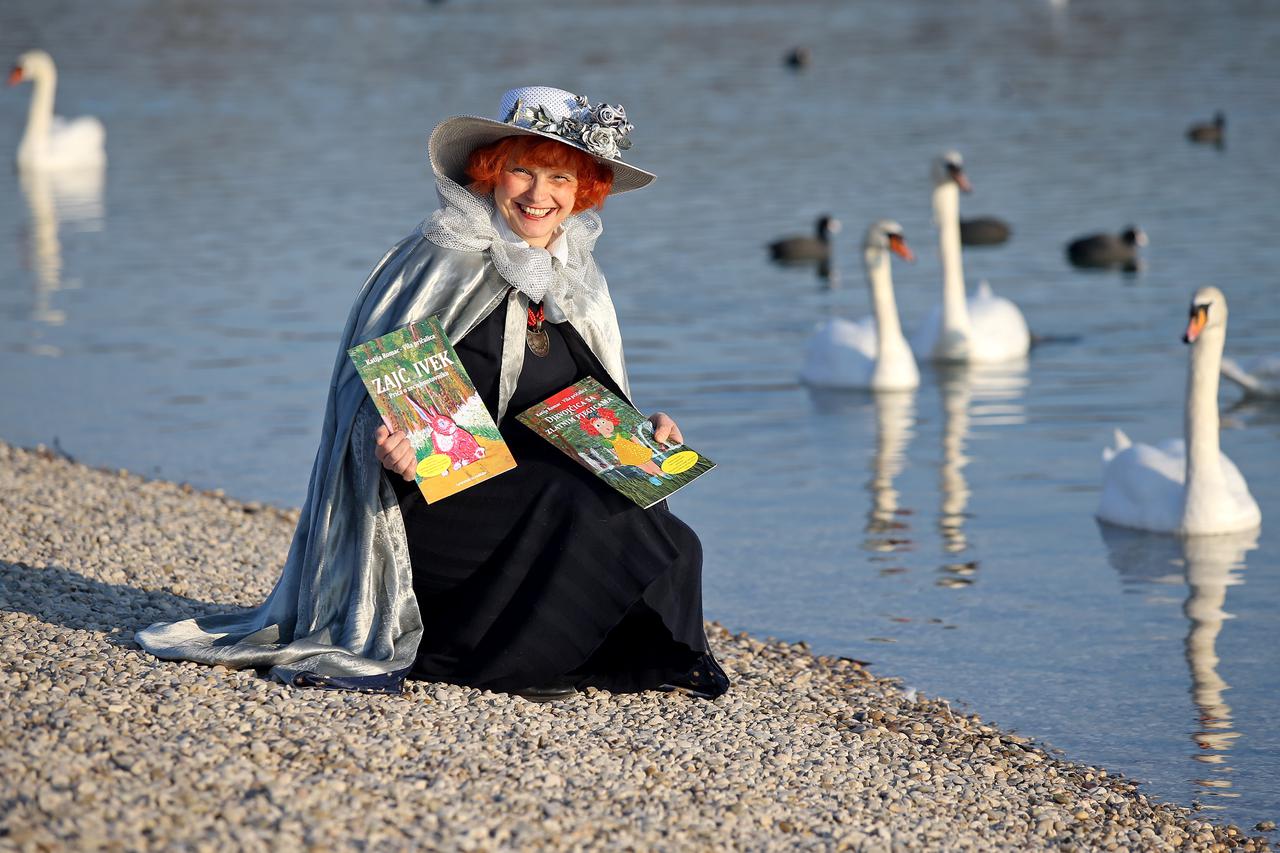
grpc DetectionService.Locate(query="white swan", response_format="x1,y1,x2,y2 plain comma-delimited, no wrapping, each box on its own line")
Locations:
800,220,920,390
911,152,1030,363
8,50,106,169
1097,286,1262,536
1221,354,1280,400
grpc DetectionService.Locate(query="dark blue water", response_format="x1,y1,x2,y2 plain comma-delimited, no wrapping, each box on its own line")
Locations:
2,0,1277,829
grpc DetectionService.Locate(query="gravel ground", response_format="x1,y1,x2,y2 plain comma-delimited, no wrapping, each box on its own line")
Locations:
0,439,1271,851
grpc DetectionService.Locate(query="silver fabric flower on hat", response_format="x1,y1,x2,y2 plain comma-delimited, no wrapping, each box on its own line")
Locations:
593,103,627,129
526,105,565,135
521,95,635,160
580,125,621,160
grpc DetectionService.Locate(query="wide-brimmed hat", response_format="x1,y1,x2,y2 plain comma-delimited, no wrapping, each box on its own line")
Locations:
428,85,656,196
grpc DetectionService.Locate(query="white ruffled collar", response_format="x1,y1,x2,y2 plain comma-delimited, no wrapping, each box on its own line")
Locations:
420,175,602,310
490,210,569,266
489,212,569,321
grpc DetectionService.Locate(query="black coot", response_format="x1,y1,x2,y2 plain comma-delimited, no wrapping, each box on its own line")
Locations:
769,215,841,263
1066,226,1147,269
1186,111,1225,146
960,216,1011,246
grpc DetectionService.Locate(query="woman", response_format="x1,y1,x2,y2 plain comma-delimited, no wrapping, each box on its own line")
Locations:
136,86,728,702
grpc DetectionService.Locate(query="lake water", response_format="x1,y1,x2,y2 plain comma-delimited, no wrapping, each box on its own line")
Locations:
2,0,1278,831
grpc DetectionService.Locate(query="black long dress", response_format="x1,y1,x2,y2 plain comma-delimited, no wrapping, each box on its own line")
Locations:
391,298,714,694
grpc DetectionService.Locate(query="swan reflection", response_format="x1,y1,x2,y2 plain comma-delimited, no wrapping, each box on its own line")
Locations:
1099,523,1258,802
865,390,916,548
936,361,1029,557
17,162,105,328
803,386,918,555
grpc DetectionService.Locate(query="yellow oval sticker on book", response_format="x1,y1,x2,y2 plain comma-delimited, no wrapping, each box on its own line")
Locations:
661,450,699,475
417,453,453,479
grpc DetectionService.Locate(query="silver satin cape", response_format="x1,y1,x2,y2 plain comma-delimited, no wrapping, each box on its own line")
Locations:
134,208,632,691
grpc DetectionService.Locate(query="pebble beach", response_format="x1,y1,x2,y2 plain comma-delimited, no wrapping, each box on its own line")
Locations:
0,439,1271,851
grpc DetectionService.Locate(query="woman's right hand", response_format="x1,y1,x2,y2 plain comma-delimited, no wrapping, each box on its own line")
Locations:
374,425,417,481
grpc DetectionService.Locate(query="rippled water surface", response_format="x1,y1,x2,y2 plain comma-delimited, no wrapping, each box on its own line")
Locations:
2,0,1279,829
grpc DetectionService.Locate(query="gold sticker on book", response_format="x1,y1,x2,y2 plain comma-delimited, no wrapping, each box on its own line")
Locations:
661,450,700,475
417,453,454,479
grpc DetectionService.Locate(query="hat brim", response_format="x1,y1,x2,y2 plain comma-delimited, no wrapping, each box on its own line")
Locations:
428,116,656,196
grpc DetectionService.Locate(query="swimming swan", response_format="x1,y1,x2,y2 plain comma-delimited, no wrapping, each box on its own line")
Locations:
800,220,919,390
1220,354,1280,400
1097,286,1261,536
8,50,106,169
911,152,1030,363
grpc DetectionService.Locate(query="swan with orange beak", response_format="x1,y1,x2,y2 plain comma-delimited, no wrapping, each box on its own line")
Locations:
1099,286,1261,535
801,220,920,390
8,49,105,169
911,151,1030,363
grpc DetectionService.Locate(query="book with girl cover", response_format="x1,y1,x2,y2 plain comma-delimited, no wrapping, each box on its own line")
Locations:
516,377,715,509
347,317,516,503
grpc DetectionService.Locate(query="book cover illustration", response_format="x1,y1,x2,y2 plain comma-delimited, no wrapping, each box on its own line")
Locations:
516,377,715,509
347,317,516,503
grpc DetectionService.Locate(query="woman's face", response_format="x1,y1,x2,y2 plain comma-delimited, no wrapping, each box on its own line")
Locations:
493,158,579,249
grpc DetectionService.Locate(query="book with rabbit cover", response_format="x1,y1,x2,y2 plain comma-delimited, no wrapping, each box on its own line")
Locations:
516,377,715,509
348,317,516,503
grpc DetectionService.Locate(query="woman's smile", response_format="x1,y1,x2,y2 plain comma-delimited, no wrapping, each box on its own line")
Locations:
494,160,578,248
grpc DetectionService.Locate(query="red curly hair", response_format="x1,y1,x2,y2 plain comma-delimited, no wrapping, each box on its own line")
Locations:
578,407,620,437
466,136,614,214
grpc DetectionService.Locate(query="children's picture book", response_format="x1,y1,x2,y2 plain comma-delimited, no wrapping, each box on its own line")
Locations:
516,377,715,509
348,317,516,503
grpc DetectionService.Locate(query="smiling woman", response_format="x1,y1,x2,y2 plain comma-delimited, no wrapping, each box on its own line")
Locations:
466,135,614,248
492,159,579,247
135,86,729,704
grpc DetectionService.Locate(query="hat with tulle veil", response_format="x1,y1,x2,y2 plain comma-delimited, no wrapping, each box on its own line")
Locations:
428,85,656,195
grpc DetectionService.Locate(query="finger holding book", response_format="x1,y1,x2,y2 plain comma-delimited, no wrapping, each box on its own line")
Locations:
374,425,417,481
648,411,682,445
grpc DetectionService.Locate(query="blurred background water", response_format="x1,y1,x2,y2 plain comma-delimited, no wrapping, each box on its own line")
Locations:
2,0,1278,830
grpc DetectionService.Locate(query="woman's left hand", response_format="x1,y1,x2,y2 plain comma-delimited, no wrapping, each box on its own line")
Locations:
649,411,683,444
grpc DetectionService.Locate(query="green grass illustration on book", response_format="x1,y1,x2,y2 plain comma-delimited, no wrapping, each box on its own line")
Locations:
517,377,714,509
348,317,516,503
